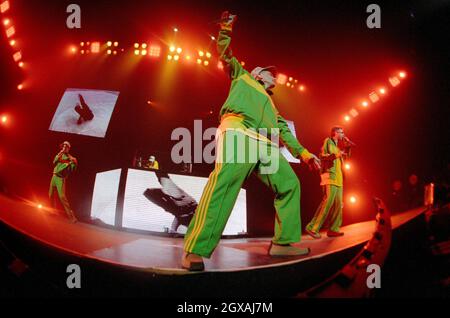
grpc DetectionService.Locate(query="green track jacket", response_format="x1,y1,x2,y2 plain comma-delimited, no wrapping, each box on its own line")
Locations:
217,28,313,161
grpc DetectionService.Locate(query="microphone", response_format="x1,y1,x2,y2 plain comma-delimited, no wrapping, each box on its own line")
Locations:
343,137,356,147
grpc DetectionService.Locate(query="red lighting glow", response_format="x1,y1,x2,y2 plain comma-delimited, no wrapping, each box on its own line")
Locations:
299,85,305,92
399,71,406,78
3,18,10,26
379,87,386,95
1,115,7,124
276,73,288,85
90,42,100,53
13,51,22,62
344,115,351,122
149,45,160,57
361,101,368,107
6,26,15,38
17,83,23,90
0,1,10,13
345,163,351,170
9,39,15,46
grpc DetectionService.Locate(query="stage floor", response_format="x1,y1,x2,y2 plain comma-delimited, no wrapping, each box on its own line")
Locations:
0,194,426,273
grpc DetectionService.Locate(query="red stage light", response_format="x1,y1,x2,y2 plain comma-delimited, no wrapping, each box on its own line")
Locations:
379,87,386,95
37,204,43,209
18,61,24,67
3,18,10,26
218,61,224,70
276,73,287,85
203,60,209,66
6,26,15,38
399,71,406,78
196,58,202,64
349,196,357,204
1,115,7,124
13,51,22,62
107,49,112,55
174,54,179,61
299,85,305,92
361,101,368,107
17,84,23,90
0,1,9,13
344,115,351,122
142,43,147,49
149,45,160,57
369,92,380,103
70,46,77,53
350,108,358,117
169,46,176,53
345,163,351,170
113,41,119,47
134,49,140,55
91,42,100,53
141,49,147,56
389,76,400,87
9,39,15,46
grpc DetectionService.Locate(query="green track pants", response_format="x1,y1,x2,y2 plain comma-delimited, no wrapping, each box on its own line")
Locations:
184,130,303,258
306,184,343,233
49,175,75,218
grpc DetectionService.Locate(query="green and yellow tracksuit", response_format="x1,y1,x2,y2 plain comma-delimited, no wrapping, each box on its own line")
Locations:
49,153,77,219
183,26,315,258
306,138,348,233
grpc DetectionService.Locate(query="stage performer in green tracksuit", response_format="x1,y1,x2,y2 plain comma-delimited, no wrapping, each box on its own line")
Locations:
182,11,321,271
49,141,78,223
305,126,352,239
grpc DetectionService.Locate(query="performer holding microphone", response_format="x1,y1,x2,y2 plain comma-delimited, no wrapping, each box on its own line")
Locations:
49,141,78,223
181,11,321,271
305,126,354,239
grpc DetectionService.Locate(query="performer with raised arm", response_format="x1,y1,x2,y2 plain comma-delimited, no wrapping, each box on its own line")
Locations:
181,12,321,271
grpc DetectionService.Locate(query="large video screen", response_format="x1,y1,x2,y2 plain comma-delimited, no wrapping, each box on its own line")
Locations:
49,88,119,138
90,169,247,236
90,169,121,226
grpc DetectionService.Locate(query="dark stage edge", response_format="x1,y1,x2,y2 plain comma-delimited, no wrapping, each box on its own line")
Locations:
0,194,426,296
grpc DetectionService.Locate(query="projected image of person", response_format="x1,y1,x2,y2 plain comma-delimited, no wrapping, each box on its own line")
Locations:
75,94,94,125
182,12,321,271
143,172,197,234
49,141,78,223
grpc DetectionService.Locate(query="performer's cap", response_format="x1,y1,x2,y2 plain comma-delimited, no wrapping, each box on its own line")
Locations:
250,66,277,79
60,141,71,149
